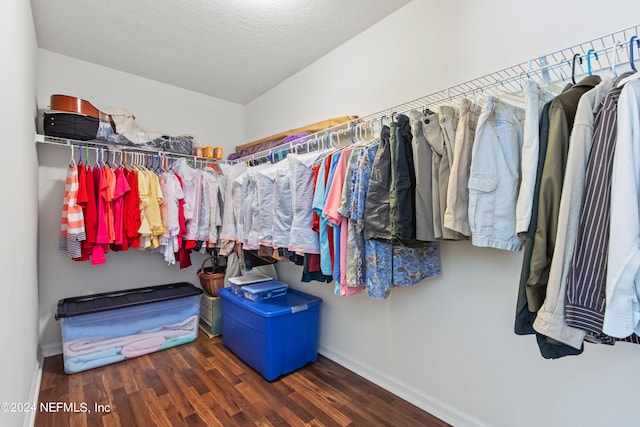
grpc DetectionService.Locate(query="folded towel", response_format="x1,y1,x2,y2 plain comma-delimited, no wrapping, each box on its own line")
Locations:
64,347,125,373
160,334,197,350
63,299,200,341
64,315,198,357
121,336,166,358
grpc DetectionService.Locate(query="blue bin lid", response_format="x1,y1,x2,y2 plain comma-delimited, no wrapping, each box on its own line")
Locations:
218,286,322,317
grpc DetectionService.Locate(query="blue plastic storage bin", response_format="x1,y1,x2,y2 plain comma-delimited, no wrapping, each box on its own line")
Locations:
218,286,322,381
56,282,202,374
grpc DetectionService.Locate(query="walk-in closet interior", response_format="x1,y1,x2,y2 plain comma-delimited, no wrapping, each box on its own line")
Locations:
4,0,640,426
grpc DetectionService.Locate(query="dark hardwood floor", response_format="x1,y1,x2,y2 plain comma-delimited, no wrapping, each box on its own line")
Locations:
36,333,450,427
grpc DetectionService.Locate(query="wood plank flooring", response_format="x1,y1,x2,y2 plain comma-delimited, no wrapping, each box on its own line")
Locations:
35,333,450,427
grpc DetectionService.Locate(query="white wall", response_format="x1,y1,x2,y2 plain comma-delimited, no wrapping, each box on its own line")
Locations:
0,1,39,426
37,50,244,355
246,1,640,426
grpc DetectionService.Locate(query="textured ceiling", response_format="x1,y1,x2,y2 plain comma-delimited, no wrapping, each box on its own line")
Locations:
30,0,411,104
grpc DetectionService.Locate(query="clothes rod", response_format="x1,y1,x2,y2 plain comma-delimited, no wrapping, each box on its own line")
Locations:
35,133,222,166
230,23,640,164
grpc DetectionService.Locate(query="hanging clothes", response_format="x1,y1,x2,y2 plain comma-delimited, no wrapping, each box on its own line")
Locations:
123,168,141,250
272,159,293,252
423,109,465,240
203,169,221,246
59,162,86,259
564,72,634,343
443,99,481,237
158,171,184,265
345,141,379,288
312,157,332,275
111,167,130,249
605,74,640,338
219,162,247,255
515,81,555,235
390,114,416,242
57,150,224,268
532,77,613,350
324,145,361,296
288,150,328,255
410,109,435,242
525,75,601,312
91,165,109,265
363,126,392,241
467,96,525,251
74,162,91,261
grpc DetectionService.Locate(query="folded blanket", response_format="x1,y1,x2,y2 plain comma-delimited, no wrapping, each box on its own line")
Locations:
63,300,199,340
64,315,198,357
121,336,166,358
64,347,125,373
160,334,197,350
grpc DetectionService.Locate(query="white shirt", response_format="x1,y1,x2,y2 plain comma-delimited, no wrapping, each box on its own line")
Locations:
158,172,184,265
172,158,202,240
218,162,246,242
603,76,640,338
288,150,329,254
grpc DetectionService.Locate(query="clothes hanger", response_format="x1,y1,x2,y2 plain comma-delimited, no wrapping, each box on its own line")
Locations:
368,118,378,140
472,85,487,105
495,76,526,105
166,156,176,173
69,144,75,167
140,153,149,171
556,58,570,83
586,49,599,76
358,122,367,142
610,41,626,78
423,105,436,115
105,148,112,168
630,35,639,72
379,114,387,130
329,131,340,149
616,37,640,88
571,53,582,84
312,132,341,166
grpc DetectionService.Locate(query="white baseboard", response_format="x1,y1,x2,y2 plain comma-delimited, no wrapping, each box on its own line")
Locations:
24,348,44,427
318,345,492,427
41,342,62,358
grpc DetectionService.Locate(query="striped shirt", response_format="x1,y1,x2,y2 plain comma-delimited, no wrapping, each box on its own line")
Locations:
59,163,86,258
564,72,637,343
